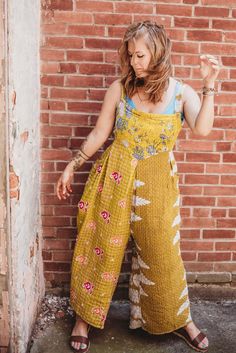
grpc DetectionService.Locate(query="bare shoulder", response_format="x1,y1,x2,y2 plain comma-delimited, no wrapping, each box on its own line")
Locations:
107,78,122,107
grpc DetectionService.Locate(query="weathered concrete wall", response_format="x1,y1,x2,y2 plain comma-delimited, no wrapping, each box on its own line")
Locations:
0,1,10,350
7,0,44,352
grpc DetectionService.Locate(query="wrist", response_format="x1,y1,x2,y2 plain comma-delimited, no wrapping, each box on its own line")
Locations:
67,160,76,172
203,80,215,88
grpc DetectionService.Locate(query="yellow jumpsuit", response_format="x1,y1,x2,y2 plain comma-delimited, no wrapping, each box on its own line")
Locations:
69,80,193,334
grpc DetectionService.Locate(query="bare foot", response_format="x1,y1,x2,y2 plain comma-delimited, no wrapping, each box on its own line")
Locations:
71,315,89,351
184,321,209,350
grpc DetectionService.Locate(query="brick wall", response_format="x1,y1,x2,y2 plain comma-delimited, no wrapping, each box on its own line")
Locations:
40,0,236,292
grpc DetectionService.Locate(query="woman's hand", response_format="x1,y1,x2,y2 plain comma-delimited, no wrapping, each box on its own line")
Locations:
56,163,74,200
199,54,221,85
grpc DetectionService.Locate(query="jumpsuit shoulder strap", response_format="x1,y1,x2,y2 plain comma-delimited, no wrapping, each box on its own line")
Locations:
120,82,125,101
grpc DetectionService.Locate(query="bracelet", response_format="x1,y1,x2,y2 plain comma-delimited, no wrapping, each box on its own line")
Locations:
202,91,215,96
79,149,91,159
202,86,216,94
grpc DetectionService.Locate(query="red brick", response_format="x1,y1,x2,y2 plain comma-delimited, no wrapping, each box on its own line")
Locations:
41,49,65,61
180,241,214,251
53,12,92,24
45,37,83,49
178,141,214,152
212,19,235,31
41,24,67,35
203,186,236,196
156,4,192,16
181,229,200,239
185,175,219,185
216,242,236,251
67,50,103,62
41,75,64,86
58,63,77,73
53,251,73,261
214,263,236,272
41,62,60,74
203,229,235,239
182,218,215,228
174,17,209,28
44,262,71,272
68,25,105,36
41,125,72,137
66,75,103,87
79,63,116,75
51,113,88,125
85,38,120,50
76,0,113,12
172,42,199,54
186,153,220,163
187,30,222,41
115,2,153,14
193,208,210,217
202,0,236,6
44,239,70,250
217,219,236,228
185,263,213,271
51,139,69,148
182,252,197,261
41,149,71,160
94,14,132,25
42,250,52,261
216,142,231,151
198,252,231,261
182,196,216,206
42,0,73,11
211,209,227,218
194,6,229,17
67,102,101,113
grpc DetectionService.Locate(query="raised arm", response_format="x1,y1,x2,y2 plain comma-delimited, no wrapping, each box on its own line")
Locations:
182,54,220,137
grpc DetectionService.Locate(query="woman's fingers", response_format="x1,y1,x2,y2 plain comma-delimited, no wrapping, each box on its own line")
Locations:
56,178,62,200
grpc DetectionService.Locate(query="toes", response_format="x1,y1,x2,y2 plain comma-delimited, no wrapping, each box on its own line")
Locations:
75,342,81,350
198,337,208,349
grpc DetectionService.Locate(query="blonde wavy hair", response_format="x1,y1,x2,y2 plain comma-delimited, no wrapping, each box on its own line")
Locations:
118,21,172,104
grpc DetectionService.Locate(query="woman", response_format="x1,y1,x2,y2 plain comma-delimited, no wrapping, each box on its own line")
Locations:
56,21,220,353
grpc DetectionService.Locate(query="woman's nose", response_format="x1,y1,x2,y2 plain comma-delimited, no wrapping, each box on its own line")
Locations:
131,54,138,66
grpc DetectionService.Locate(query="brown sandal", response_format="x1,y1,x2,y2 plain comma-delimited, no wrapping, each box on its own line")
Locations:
173,327,208,352
69,324,91,353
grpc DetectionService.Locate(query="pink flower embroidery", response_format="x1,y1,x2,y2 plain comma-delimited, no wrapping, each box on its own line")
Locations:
78,200,89,211
118,199,126,208
75,255,88,265
98,183,103,192
101,271,118,283
110,236,123,246
94,247,104,258
82,281,94,294
100,210,110,224
110,171,122,184
96,164,102,173
91,306,106,322
87,221,96,231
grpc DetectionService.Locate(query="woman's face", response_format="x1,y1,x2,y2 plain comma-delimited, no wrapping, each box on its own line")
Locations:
127,36,152,78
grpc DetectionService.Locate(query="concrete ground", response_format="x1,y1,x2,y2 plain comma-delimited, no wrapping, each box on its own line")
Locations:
29,285,236,353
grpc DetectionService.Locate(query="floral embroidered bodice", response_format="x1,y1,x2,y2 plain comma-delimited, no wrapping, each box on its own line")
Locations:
113,80,184,160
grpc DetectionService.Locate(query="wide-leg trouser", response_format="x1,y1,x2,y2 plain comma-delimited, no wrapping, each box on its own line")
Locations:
69,148,192,333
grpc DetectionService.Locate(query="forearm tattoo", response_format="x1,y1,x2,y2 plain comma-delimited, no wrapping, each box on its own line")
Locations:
71,137,91,171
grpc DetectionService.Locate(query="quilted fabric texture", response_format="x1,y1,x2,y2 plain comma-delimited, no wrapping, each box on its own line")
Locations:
70,80,193,333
